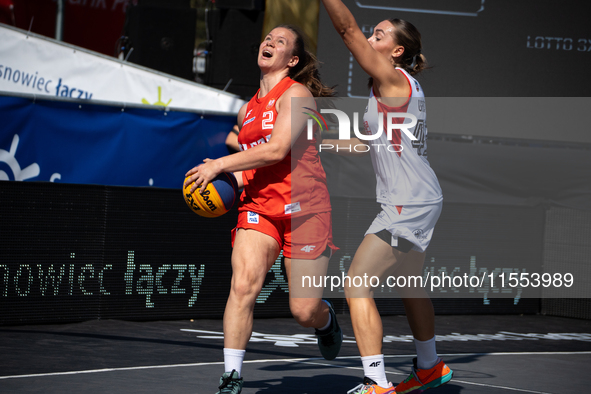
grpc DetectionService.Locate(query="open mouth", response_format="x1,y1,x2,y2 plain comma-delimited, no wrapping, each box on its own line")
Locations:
262,49,273,58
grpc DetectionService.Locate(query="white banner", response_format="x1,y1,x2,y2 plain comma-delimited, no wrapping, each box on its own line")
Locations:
0,24,245,114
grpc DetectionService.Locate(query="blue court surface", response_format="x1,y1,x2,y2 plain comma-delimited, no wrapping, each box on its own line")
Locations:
1,314,590,393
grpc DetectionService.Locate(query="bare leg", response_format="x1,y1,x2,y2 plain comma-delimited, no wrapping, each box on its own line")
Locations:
347,297,384,356
223,228,280,350
393,251,434,341
285,255,331,329
345,234,406,356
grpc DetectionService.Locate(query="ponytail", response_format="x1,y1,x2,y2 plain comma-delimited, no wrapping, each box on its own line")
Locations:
408,53,428,76
388,19,430,76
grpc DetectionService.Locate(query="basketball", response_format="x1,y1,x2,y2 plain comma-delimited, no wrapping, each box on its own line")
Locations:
183,172,239,217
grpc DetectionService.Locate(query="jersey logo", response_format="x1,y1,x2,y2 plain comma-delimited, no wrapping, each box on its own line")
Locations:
266,99,276,110
243,116,256,126
247,211,259,224
418,99,425,112
300,245,316,253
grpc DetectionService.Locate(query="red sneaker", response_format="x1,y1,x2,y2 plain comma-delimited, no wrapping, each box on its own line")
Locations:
395,358,452,393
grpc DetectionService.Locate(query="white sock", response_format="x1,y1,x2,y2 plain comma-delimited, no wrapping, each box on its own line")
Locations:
223,348,246,377
414,336,438,370
317,309,332,332
361,354,389,388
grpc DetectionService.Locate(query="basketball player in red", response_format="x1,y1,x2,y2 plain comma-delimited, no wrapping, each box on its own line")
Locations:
184,25,340,393
319,0,453,393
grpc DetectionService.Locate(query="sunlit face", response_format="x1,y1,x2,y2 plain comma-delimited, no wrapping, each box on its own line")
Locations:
258,27,299,72
367,20,404,62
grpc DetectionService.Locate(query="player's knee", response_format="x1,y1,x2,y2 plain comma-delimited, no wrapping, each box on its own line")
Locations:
230,274,263,300
344,281,372,298
290,300,321,327
343,282,355,297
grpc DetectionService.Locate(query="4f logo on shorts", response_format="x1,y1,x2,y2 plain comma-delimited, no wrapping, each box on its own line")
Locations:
285,202,301,215
300,245,316,253
247,211,259,224
413,229,427,240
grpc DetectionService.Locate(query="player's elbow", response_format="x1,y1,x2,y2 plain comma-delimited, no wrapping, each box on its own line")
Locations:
263,144,289,165
338,24,356,40
266,149,287,165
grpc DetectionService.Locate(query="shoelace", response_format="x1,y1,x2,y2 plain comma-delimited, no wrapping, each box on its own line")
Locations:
218,370,241,391
347,383,372,394
403,366,424,386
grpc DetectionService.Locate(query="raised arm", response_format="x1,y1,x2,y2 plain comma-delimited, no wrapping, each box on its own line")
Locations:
321,0,407,91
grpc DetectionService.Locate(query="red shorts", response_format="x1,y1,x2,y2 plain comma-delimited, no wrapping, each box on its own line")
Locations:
232,211,338,259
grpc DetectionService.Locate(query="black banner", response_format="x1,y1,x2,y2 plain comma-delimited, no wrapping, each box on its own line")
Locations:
0,182,547,325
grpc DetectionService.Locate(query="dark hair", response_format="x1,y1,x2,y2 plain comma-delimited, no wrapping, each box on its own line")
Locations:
388,18,428,76
274,24,335,98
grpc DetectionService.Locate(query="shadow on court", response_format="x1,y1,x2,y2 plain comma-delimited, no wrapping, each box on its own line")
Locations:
246,374,360,393
1,315,590,393
246,374,466,393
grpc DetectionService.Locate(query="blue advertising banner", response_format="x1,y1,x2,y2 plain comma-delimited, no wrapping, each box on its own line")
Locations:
0,93,237,188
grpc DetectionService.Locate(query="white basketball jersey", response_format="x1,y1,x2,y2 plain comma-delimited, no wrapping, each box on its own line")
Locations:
362,68,443,206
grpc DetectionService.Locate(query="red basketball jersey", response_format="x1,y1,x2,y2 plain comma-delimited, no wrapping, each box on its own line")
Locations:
237,77,331,219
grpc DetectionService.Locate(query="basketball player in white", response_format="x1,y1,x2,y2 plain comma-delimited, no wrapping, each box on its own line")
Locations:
320,0,453,392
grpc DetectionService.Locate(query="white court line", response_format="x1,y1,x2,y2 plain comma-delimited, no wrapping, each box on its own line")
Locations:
0,361,222,380
1,350,590,393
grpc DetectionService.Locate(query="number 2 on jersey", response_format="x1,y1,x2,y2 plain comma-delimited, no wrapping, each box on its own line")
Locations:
262,111,274,130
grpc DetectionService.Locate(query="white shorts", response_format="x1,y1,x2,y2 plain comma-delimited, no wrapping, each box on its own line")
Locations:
365,201,443,253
